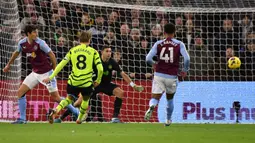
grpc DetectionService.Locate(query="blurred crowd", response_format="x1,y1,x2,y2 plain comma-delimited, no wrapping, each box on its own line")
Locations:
1,0,255,81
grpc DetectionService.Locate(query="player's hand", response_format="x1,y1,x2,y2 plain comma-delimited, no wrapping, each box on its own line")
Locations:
3,64,10,73
145,73,152,79
42,78,51,84
133,85,144,92
180,71,187,78
93,82,100,88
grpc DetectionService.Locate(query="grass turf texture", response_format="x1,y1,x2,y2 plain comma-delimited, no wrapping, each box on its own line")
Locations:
0,123,254,143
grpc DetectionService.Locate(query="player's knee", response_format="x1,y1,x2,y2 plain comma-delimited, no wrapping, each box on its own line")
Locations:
18,94,26,99
17,84,30,98
50,91,61,102
152,94,161,100
166,93,175,100
74,98,82,107
17,92,24,98
116,89,124,99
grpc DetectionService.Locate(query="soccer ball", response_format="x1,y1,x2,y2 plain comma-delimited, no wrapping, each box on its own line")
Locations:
227,57,241,69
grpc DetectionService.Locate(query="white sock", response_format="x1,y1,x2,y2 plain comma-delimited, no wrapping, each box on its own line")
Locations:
149,98,159,107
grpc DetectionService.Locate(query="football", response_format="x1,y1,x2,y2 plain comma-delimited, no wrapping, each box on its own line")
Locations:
228,57,241,69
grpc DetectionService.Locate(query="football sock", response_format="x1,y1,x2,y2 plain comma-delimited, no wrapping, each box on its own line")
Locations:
56,98,72,113
149,98,159,107
60,97,79,117
166,99,174,120
113,97,122,118
18,95,26,121
78,99,89,121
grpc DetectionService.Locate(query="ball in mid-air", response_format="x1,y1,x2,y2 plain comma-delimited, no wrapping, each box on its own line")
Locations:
228,57,241,69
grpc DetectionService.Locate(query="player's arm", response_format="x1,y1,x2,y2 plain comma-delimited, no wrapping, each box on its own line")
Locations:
42,51,70,83
3,42,22,72
146,41,159,66
39,39,57,69
112,59,144,92
112,59,132,85
121,72,144,92
180,42,190,77
48,51,57,70
180,42,190,72
93,50,103,86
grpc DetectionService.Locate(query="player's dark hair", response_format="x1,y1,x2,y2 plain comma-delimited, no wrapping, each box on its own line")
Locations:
24,25,37,36
102,45,111,51
164,23,176,35
80,31,92,43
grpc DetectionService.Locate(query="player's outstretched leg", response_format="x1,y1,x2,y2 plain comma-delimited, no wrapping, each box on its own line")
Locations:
165,93,174,126
144,94,161,121
48,96,73,124
76,96,89,124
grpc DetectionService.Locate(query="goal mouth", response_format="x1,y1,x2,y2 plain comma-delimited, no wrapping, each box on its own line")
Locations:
0,0,255,123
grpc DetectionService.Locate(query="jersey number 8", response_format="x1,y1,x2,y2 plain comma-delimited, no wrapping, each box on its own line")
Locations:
76,55,87,70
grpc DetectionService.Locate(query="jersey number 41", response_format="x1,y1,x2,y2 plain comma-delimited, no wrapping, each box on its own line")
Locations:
160,47,174,63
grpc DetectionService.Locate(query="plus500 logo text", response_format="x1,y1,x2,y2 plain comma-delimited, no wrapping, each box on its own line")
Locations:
183,102,255,121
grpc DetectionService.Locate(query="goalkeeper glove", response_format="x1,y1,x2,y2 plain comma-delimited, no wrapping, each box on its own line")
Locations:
130,82,144,92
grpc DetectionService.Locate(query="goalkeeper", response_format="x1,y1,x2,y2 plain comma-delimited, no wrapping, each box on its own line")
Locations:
86,46,144,123
43,31,103,124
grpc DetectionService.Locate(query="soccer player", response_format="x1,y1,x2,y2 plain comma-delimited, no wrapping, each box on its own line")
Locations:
2,25,78,124
43,31,103,124
145,23,190,126
85,46,144,123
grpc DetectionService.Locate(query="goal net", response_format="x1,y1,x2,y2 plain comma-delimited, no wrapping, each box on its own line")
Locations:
0,0,21,122
0,0,255,123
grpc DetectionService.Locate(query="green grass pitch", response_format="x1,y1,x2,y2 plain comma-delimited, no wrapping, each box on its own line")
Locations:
0,123,254,143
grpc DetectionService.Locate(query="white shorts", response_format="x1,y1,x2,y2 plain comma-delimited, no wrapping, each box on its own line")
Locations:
152,75,177,94
23,70,58,93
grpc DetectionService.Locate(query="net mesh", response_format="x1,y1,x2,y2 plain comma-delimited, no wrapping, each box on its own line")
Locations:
0,0,255,122
0,0,21,121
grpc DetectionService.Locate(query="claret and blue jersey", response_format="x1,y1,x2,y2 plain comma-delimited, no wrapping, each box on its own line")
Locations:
17,37,52,74
146,37,190,79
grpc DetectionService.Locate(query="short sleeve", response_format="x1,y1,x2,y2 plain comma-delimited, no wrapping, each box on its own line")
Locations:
16,41,22,53
38,39,51,53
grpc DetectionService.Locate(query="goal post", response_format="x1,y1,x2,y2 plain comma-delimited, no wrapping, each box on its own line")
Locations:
0,0,21,121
